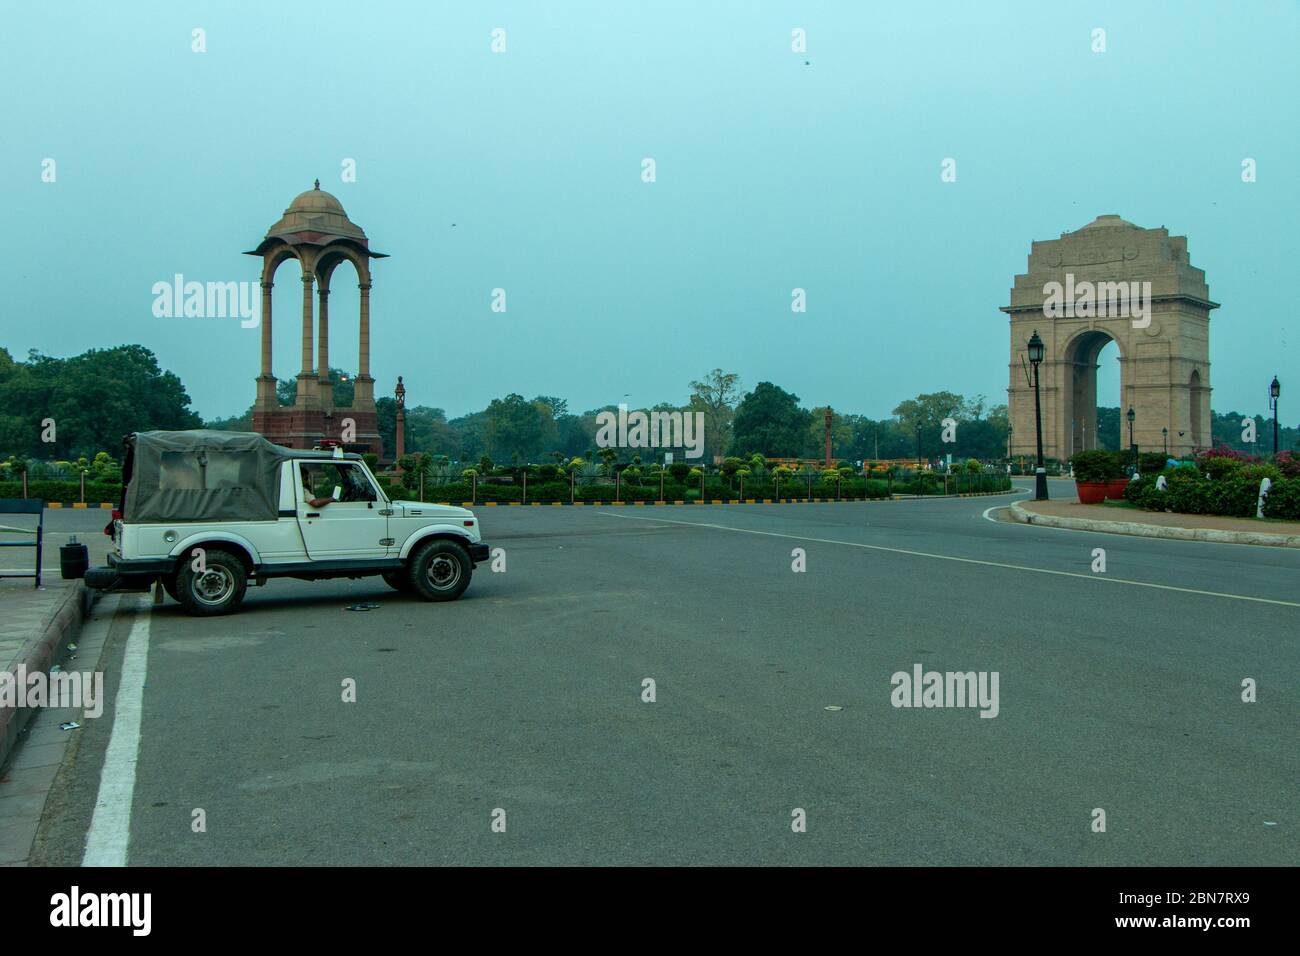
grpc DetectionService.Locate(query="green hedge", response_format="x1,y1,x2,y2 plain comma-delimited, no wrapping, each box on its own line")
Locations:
401,474,1009,503
0,480,122,502
1125,469,1300,520
0,472,1009,507
1262,479,1300,520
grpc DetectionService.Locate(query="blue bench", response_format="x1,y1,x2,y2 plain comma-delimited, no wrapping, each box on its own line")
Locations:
0,499,44,588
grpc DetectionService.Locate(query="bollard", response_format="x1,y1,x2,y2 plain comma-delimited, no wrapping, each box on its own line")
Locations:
1257,477,1272,519
59,536,89,580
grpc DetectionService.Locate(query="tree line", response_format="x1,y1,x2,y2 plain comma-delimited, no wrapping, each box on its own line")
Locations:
2,347,1295,465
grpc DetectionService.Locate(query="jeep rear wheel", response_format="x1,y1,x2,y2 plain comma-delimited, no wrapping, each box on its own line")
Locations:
408,540,471,602
176,549,248,616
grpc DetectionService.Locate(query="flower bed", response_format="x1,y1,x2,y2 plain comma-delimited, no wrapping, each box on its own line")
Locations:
1122,444,1300,520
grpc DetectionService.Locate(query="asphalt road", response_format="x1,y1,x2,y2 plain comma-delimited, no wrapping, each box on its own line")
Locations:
27,485,1300,865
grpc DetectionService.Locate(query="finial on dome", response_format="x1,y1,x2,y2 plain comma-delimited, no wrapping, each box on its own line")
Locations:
314,178,320,190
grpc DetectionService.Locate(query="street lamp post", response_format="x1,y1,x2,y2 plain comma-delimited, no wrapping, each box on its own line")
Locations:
1162,427,1168,456
1270,376,1281,457
1028,330,1048,500
1126,406,1137,470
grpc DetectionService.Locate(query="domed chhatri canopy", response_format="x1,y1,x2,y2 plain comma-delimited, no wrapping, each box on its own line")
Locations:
245,179,387,258
246,181,387,459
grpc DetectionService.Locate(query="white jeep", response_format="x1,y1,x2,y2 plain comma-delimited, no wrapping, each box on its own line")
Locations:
84,430,489,616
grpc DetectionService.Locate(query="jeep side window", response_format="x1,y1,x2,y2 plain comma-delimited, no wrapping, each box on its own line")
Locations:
337,463,378,503
300,463,376,505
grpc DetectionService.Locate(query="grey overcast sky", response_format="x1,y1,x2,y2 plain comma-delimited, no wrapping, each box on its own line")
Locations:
2,1,1297,421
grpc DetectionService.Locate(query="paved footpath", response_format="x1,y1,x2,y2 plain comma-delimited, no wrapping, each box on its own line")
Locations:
0,510,110,864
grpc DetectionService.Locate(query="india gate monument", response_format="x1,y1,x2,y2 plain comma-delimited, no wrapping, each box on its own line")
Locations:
1002,215,1218,461
245,181,387,458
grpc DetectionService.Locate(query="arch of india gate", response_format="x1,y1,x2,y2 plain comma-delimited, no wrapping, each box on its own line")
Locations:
1002,214,1218,461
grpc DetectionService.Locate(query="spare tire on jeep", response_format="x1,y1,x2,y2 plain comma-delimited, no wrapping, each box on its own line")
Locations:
408,539,471,602
176,548,248,616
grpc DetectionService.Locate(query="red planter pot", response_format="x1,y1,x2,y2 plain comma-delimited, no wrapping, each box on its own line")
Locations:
1105,478,1131,500
1076,481,1109,504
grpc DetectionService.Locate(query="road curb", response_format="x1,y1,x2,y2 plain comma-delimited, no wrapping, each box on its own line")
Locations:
1008,501,1300,548
0,584,93,770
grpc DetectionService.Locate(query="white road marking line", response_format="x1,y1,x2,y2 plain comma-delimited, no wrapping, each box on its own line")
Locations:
983,496,1030,522
83,596,152,867
599,511,1300,609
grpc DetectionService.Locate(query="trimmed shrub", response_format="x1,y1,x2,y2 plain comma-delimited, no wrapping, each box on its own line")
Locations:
1161,470,1210,514
1195,443,1259,481
1238,463,1282,484
1262,477,1300,520
1275,451,1300,479
1072,449,1123,482
1137,452,1171,475
1201,455,1242,481
1202,476,1264,518
1124,473,1164,510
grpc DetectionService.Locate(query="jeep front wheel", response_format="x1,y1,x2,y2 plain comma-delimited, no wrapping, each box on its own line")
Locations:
408,540,471,602
176,549,248,616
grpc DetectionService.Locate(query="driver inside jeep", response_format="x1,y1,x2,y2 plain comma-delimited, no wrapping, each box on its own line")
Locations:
300,465,335,509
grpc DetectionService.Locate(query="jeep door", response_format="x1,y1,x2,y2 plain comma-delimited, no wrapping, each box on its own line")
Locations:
295,461,388,559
